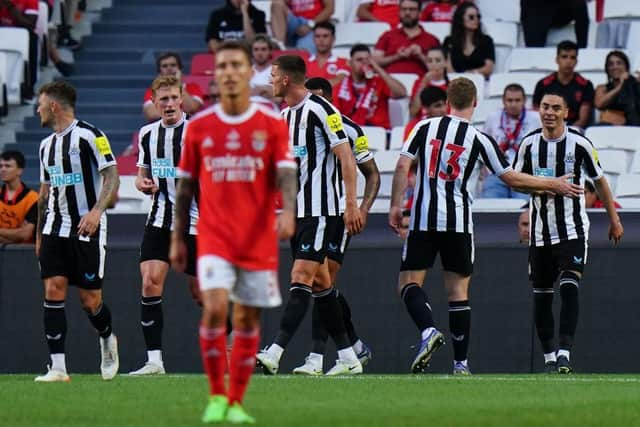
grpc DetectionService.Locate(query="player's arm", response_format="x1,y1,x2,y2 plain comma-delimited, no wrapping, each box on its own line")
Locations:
592,176,623,244
357,158,380,224
0,222,36,244
333,142,363,235
135,166,158,194
389,154,412,234
501,170,582,197
78,165,120,237
35,183,49,256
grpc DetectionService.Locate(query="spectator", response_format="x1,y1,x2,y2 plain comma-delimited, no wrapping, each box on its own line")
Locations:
481,84,541,199
532,40,594,129
142,52,204,122
594,50,640,126
0,150,38,244
521,0,589,49
205,0,266,53
373,0,440,76
585,180,622,209
57,0,81,50
250,34,273,98
0,0,38,97
443,1,495,79
42,0,74,76
333,44,406,129
517,208,530,245
306,21,350,86
404,85,447,139
356,0,400,27
420,0,461,22
270,0,334,53
409,47,448,117
205,79,220,106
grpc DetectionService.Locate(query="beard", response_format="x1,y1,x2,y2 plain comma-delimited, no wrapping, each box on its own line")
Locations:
401,17,419,28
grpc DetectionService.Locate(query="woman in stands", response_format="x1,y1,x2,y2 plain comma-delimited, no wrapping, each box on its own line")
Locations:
409,47,449,117
594,50,640,126
442,1,494,80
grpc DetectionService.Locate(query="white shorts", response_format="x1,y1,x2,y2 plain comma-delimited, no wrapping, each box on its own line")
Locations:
197,255,282,308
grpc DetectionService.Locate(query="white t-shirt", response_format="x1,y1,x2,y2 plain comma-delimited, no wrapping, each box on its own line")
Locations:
251,64,272,88
483,108,541,164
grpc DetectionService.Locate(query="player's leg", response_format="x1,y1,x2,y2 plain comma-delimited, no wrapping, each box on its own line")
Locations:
530,245,559,373
398,231,445,373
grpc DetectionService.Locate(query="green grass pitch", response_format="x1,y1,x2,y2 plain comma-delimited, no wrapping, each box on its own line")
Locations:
2,374,639,426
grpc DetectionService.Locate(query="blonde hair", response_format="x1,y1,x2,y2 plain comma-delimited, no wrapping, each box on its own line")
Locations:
446,77,476,110
151,75,182,97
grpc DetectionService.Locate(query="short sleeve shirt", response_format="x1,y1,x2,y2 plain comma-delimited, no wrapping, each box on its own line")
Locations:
306,54,350,80
532,72,595,125
375,27,440,75
443,34,495,73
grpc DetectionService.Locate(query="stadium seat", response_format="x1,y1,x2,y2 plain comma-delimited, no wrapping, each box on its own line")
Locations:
390,73,419,94
35,1,48,45
603,0,640,19
368,196,390,213
575,49,622,73
272,49,310,62
597,149,629,174
374,150,401,173
449,72,486,100
0,27,30,103
614,174,640,198
472,98,503,126
475,0,520,23
631,150,640,174
487,72,545,98
114,176,152,213
580,72,607,87
183,74,211,98
0,52,7,117
388,97,410,129
335,22,390,47
379,173,393,197
361,126,387,151
419,22,450,43
626,21,640,50
331,0,346,22
585,126,640,152
389,126,406,150
483,20,519,48
190,53,215,75
332,47,351,59
507,48,556,73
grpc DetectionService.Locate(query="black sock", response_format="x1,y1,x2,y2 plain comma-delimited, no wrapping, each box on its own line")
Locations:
87,303,113,338
274,284,312,348
314,287,351,350
559,272,580,350
311,300,329,354
400,283,434,331
44,299,66,354
533,288,555,353
141,296,163,351
337,291,359,345
448,300,471,362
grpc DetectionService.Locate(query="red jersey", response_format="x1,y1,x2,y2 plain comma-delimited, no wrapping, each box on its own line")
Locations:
178,103,296,270
360,0,400,27
306,54,350,80
420,2,458,22
143,82,204,106
374,26,440,75
410,77,448,99
333,75,392,129
287,0,324,19
0,0,38,27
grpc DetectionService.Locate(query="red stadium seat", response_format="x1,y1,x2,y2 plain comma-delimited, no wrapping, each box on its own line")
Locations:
190,53,216,75
183,74,212,99
272,49,310,62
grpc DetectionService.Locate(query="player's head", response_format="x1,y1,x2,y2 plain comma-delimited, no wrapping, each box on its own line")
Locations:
215,40,253,100
305,77,333,101
555,40,578,73
518,208,530,244
349,44,371,78
151,75,183,126
271,55,306,98
313,21,336,55
539,91,568,130
399,0,421,29
0,150,25,184
37,80,76,128
252,34,272,67
502,83,526,118
604,50,630,80
156,52,183,77
421,86,447,117
446,77,477,111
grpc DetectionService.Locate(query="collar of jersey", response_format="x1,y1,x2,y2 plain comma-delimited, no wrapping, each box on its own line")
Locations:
290,92,312,111
160,112,186,129
56,119,78,138
542,125,567,143
213,103,257,124
448,114,469,123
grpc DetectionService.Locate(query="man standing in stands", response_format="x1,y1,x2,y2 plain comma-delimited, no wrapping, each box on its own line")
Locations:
205,0,267,53
306,21,351,86
143,52,204,122
533,41,594,130
34,81,120,382
0,150,38,243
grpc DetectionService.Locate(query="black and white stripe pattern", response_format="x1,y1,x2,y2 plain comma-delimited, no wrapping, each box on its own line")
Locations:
137,114,198,234
39,120,116,239
336,114,374,211
513,126,603,247
401,115,511,233
282,93,348,218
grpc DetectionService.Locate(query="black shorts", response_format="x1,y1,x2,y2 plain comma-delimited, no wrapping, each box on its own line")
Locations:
39,234,106,289
140,226,197,277
400,230,474,276
290,216,339,263
529,238,587,285
327,216,351,265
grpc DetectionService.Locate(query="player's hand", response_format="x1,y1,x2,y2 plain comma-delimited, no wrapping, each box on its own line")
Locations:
344,202,363,235
388,205,403,235
135,177,158,195
609,219,623,245
170,234,187,273
551,174,583,198
77,208,102,237
277,210,295,240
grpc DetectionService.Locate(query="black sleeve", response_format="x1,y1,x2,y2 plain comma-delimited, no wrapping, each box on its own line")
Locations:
532,80,544,108
583,80,595,104
482,34,495,62
25,199,37,225
205,11,220,42
251,7,267,34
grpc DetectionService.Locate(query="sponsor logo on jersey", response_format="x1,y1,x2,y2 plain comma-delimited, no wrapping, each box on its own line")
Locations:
225,129,241,150
293,146,308,158
151,158,177,178
203,137,214,148
49,165,83,187
534,167,554,177
203,154,264,182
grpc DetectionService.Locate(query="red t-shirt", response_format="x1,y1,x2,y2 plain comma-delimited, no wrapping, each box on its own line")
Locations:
410,77,448,100
420,2,458,22
287,0,324,19
333,75,392,129
178,103,296,270
0,0,38,27
360,0,400,27
143,82,204,106
374,27,440,75
306,54,350,80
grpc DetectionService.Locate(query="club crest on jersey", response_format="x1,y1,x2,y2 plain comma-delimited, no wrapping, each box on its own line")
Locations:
564,152,575,167
225,129,241,150
252,130,267,152
203,137,214,148
327,63,338,75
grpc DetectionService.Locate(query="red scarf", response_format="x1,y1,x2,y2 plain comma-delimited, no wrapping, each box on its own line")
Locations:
336,76,382,125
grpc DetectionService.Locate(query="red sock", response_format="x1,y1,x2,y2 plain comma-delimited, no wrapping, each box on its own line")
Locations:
228,328,260,404
199,325,228,396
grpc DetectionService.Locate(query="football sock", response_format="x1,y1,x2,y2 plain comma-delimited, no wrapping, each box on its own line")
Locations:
141,296,163,351
311,300,329,355
449,300,471,362
400,283,435,331
336,291,359,345
559,272,580,351
533,288,555,354
274,284,312,348
87,303,113,338
557,349,570,360
51,353,67,372
199,326,227,395
228,328,260,404
544,352,557,363
314,287,352,351
44,299,66,355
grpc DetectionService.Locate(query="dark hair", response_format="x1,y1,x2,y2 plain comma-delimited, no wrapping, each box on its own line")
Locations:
350,43,370,57
305,77,333,99
156,51,183,72
449,2,483,53
503,83,526,98
313,21,335,36
252,33,272,49
38,80,76,109
216,40,252,64
540,90,569,106
273,55,306,84
556,40,579,55
420,86,447,107
604,50,630,79
584,180,595,193
400,0,421,6
0,150,25,169
447,77,476,109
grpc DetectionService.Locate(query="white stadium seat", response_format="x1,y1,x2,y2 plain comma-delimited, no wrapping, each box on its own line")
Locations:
361,126,387,151
487,72,545,98
388,97,410,129
419,22,451,43
374,150,402,173
113,176,152,213
472,98,503,126
252,1,271,23
575,49,622,73
614,174,640,198
0,27,30,104
603,0,640,19
631,150,640,174
507,48,556,73
389,126,406,150
597,149,629,175
390,73,419,94
483,20,519,48
580,72,607,87
475,0,520,23
585,126,640,152
449,72,486,100
335,22,390,47
473,198,528,211
379,173,393,197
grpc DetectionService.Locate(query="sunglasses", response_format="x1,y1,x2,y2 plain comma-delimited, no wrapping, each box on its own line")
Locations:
466,13,481,20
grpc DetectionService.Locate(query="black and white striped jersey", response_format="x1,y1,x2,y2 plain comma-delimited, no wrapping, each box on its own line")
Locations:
282,93,349,218
137,114,198,234
401,115,511,233
39,119,116,240
513,126,603,247
337,114,374,212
